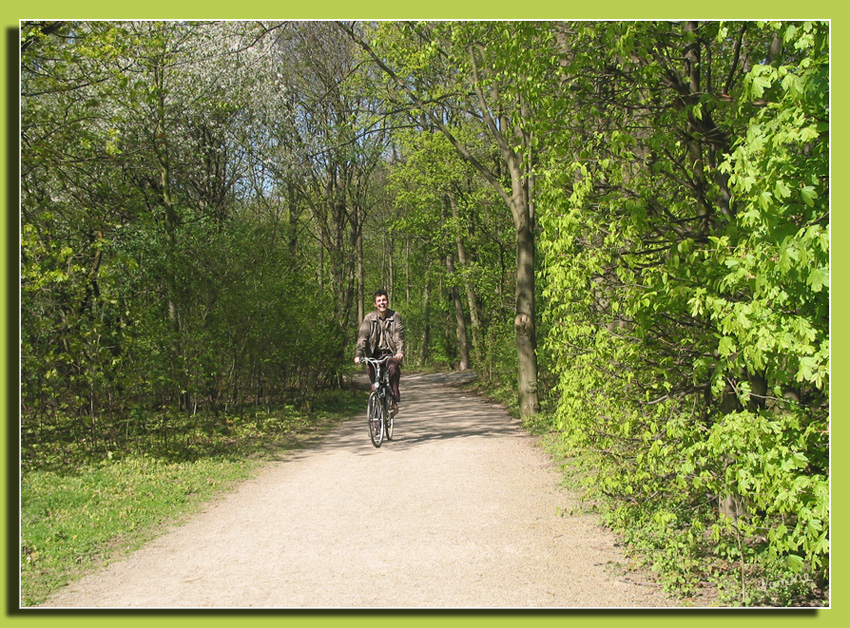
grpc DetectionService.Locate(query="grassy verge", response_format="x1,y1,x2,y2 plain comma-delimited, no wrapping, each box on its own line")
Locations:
20,455,258,606
19,388,363,607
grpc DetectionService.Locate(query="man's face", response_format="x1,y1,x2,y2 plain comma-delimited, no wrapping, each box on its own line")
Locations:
374,294,388,314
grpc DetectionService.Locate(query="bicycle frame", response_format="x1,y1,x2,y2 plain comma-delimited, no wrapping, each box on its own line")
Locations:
362,355,393,447
362,355,391,394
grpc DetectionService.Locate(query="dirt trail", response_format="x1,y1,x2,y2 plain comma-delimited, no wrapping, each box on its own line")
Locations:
41,372,676,609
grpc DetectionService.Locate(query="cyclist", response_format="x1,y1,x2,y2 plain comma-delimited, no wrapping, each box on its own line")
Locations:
354,289,405,416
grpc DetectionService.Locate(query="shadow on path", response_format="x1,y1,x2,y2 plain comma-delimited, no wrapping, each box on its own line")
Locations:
280,371,515,460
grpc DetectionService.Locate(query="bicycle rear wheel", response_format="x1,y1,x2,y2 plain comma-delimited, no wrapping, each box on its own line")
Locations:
368,392,384,447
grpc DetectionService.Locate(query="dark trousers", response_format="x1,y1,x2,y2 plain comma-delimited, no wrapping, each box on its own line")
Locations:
367,351,401,403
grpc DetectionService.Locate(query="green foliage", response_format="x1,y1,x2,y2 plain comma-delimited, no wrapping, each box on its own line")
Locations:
539,21,828,605
21,21,351,463
20,20,830,607
385,129,517,377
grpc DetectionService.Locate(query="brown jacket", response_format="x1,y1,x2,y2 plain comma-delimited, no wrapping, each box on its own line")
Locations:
355,309,405,358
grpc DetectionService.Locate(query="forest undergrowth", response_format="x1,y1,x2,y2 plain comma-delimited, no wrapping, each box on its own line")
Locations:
19,388,361,606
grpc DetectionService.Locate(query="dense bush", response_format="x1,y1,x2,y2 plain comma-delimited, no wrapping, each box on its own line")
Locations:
539,21,828,604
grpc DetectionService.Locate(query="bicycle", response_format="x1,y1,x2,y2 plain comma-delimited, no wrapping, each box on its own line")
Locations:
361,355,394,447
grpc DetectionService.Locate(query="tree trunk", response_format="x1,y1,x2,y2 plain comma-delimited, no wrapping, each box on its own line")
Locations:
388,235,395,303
356,214,364,324
381,232,388,290
153,64,189,413
446,251,470,371
287,179,300,258
448,191,482,363
405,238,411,306
419,253,432,366
508,152,540,418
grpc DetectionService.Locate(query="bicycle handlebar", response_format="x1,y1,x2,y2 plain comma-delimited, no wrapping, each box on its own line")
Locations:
360,355,391,365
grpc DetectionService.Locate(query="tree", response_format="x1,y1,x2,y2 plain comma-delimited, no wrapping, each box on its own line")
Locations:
386,127,486,370
342,21,569,418
538,20,829,602
20,20,345,447
273,22,392,354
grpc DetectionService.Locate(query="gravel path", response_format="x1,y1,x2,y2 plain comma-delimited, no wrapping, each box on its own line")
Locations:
41,372,676,609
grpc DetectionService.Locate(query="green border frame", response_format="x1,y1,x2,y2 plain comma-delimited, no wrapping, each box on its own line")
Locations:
3,2,841,626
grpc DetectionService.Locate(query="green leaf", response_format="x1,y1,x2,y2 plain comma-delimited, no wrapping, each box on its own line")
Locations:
775,179,792,199
751,74,772,98
800,186,818,206
807,266,829,293
785,554,805,573
718,336,736,357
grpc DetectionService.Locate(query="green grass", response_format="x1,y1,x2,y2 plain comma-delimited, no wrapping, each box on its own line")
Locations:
20,455,258,606
19,389,363,607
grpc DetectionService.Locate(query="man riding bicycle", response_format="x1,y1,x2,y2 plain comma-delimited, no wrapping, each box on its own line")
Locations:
354,289,405,416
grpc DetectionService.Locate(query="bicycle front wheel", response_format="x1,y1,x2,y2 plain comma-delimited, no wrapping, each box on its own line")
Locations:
368,392,384,447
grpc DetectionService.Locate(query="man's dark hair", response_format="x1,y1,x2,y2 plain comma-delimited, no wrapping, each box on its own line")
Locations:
373,288,389,301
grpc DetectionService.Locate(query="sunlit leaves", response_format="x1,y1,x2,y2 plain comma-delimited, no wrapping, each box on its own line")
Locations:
539,20,829,604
